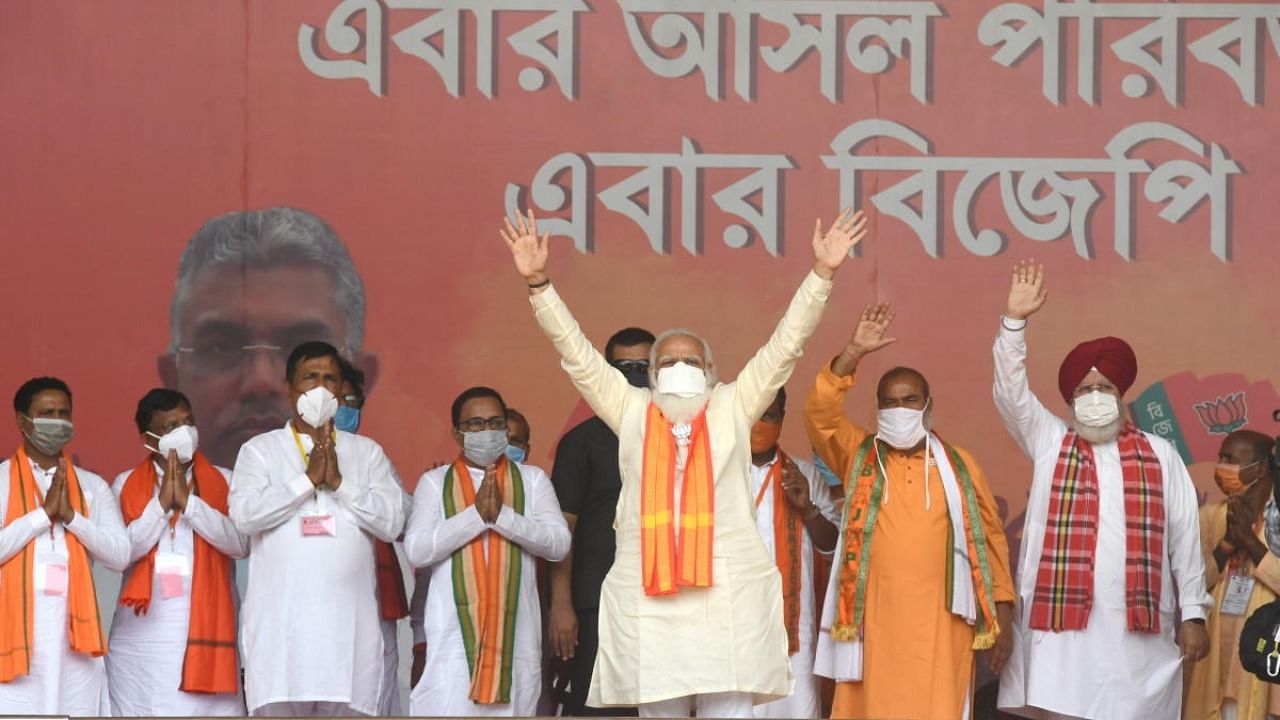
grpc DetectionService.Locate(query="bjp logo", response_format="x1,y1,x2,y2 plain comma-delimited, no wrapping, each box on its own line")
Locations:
1193,392,1248,435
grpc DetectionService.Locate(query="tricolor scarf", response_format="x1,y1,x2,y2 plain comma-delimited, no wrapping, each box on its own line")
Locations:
443,457,524,704
831,434,999,649
756,450,804,655
117,452,238,694
1029,424,1164,633
640,403,714,596
0,447,106,682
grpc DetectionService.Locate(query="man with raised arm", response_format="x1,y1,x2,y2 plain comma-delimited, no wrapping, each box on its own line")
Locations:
501,207,866,718
805,303,1015,720
994,261,1210,720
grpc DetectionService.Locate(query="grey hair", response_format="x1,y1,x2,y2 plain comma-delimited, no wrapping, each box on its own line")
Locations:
168,207,366,352
649,327,719,385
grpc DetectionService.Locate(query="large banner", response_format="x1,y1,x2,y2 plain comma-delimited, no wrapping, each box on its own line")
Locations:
2,0,1278,543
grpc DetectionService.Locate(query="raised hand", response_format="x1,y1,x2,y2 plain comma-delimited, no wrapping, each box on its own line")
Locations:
811,209,868,280
500,209,550,286
848,303,897,357
832,303,897,377
1007,260,1047,320
780,458,812,512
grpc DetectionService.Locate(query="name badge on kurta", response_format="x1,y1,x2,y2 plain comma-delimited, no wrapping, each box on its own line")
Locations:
155,551,191,599
35,548,69,597
1222,572,1256,616
301,512,336,537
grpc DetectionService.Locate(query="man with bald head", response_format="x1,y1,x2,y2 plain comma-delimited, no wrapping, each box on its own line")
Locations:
804,303,1015,720
994,262,1211,720
502,207,867,718
1186,430,1280,720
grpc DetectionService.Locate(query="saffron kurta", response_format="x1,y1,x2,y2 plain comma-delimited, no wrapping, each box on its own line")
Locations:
805,365,1015,720
107,461,249,716
0,458,129,716
748,452,839,720
529,270,834,706
992,323,1210,720
230,424,406,716
1183,499,1280,720
404,462,570,716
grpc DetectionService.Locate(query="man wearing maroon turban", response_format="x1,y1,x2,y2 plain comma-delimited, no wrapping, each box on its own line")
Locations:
992,262,1210,720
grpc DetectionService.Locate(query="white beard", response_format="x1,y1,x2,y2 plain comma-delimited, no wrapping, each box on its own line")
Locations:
652,390,712,426
1073,414,1124,445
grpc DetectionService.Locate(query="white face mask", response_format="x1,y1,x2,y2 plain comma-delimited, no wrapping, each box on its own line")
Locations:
655,362,707,398
1073,390,1120,428
296,387,339,429
876,402,929,450
462,429,508,466
146,425,199,465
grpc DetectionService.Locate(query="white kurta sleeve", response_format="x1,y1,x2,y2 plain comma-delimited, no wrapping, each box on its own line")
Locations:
330,444,406,543
992,321,1068,460
404,470,488,568
1160,441,1211,621
0,508,51,564
490,466,570,561
185,484,250,560
123,498,168,564
66,471,130,572
798,459,840,555
229,443,315,535
733,270,833,422
529,284,643,434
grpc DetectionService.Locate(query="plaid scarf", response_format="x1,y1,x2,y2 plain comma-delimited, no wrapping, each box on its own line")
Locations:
1029,424,1164,633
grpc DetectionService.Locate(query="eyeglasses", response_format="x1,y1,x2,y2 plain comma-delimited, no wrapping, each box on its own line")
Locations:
612,359,650,372
174,340,349,374
759,410,784,424
457,416,508,433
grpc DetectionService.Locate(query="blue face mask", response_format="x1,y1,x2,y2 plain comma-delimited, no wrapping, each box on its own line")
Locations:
813,453,841,487
505,444,527,464
334,405,361,433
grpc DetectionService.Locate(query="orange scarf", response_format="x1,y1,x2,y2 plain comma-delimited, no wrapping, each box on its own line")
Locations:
755,450,804,654
640,403,714,596
376,541,409,621
0,447,105,682
442,457,524,704
118,452,238,694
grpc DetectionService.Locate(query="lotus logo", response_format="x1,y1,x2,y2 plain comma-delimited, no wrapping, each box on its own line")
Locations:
1193,393,1248,435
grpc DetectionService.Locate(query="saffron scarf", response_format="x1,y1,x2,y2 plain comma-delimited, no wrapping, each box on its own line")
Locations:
1029,424,1164,633
375,541,409,621
640,403,714,596
0,447,106,682
755,450,804,654
831,434,999,649
118,451,238,693
443,457,524,704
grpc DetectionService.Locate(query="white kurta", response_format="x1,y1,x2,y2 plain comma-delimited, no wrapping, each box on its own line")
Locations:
404,462,569,716
230,424,406,716
748,452,838,720
992,323,1211,720
530,270,833,706
0,457,129,716
106,461,249,716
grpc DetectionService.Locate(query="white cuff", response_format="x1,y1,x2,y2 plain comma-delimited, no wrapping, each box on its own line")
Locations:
1000,315,1027,331
25,508,51,532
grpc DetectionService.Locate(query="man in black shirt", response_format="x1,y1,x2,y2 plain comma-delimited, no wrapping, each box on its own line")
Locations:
548,327,654,717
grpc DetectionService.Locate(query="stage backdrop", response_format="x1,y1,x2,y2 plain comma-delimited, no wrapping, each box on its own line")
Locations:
2,0,1278,545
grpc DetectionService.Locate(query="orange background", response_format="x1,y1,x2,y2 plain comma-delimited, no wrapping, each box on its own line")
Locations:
1,0,1277,524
